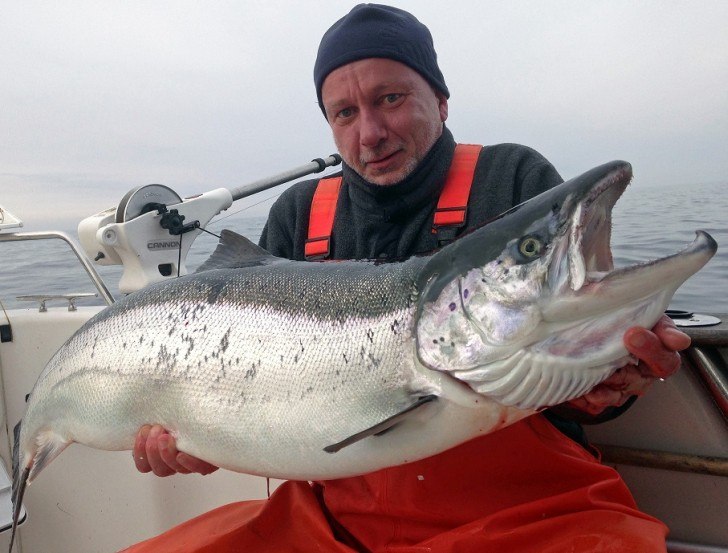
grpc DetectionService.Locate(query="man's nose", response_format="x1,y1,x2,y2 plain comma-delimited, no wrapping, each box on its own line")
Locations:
359,108,387,148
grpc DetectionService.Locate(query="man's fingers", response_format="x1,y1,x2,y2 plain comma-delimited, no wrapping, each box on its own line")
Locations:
134,424,219,476
570,365,654,414
563,317,690,417
177,453,219,475
624,327,682,378
145,425,175,477
158,434,192,474
133,425,153,473
653,315,691,350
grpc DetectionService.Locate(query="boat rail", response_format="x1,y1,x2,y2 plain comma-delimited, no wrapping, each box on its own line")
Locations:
0,231,114,306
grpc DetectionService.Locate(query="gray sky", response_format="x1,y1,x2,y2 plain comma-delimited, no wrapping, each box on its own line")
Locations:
2,0,727,229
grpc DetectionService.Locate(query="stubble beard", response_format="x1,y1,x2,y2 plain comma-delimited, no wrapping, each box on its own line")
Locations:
338,122,443,187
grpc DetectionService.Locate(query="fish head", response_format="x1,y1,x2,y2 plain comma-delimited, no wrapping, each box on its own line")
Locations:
417,161,717,409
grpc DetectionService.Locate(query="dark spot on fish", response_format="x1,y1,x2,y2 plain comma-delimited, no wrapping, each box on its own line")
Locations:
342,354,348,364
432,339,438,345
122,342,127,349
245,364,257,379
448,302,456,311
439,337,445,342
220,328,231,353
205,280,227,305
463,289,469,299
451,341,455,347
366,329,374,343
168,327,174,337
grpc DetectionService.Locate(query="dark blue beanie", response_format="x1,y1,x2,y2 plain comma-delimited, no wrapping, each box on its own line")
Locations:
314,4,449,116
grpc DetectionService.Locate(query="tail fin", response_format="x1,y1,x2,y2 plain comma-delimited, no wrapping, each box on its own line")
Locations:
9,422,69,552
10,421,28,552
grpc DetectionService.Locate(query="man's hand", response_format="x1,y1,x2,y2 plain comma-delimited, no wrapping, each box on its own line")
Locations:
565,314,691,416
133,424,219,477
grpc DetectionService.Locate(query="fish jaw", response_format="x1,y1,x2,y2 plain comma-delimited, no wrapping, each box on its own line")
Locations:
542,230,717,324
416,161,717,410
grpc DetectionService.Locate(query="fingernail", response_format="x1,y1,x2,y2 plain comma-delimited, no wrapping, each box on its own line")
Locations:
668,327,691,345
628,333,646,348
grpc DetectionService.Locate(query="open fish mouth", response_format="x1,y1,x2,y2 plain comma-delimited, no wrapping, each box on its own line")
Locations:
567,163,630,290
552,164,717,302
546,162,717,322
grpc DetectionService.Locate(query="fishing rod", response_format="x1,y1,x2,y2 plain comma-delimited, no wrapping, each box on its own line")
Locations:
77,154,342,293
228,154,341,201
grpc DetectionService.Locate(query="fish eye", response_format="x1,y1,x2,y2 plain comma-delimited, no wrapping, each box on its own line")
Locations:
518,236,543,258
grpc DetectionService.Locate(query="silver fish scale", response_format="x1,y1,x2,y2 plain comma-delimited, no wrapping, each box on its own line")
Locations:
22,256,440,477
111,256,428,320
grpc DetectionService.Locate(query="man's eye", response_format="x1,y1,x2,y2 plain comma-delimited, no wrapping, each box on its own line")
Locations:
384,93,401,104
337,107,354,119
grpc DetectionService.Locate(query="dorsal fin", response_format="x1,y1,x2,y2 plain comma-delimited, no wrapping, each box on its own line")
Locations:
196,229,281,272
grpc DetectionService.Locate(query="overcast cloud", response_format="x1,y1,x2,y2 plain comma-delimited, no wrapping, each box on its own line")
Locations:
1,0,727,229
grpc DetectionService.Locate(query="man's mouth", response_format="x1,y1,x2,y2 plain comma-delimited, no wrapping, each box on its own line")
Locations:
364,149,402,168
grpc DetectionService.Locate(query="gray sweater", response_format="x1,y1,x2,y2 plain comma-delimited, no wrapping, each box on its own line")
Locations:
259,127,563,260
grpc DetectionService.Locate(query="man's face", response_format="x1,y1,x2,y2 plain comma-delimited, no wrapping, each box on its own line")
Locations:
321,58,448,186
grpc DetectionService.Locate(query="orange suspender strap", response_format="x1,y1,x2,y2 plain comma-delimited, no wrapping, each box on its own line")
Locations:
432,143,483,237
304,176,342,260
304,143,482,260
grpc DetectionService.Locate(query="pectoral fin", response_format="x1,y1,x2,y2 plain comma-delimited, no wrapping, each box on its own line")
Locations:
323,395,437,454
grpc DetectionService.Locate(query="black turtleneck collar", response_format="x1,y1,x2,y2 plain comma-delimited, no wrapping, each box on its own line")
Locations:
342,127,457,221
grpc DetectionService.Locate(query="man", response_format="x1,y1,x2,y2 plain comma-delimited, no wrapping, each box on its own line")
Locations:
128,4,688,552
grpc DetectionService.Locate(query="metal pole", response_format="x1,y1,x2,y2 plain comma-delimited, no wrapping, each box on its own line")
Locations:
228,154,342,201
596,444,728,477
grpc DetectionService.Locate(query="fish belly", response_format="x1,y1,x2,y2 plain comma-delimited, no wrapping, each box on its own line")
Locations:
25,299,494,479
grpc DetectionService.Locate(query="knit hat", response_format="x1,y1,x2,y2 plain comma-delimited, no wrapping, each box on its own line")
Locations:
314,4,449,116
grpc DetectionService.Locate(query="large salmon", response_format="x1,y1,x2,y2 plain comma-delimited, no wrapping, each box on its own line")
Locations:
9,161,716,550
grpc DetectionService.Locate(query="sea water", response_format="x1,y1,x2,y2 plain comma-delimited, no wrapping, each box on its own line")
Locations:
1,181,726,313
